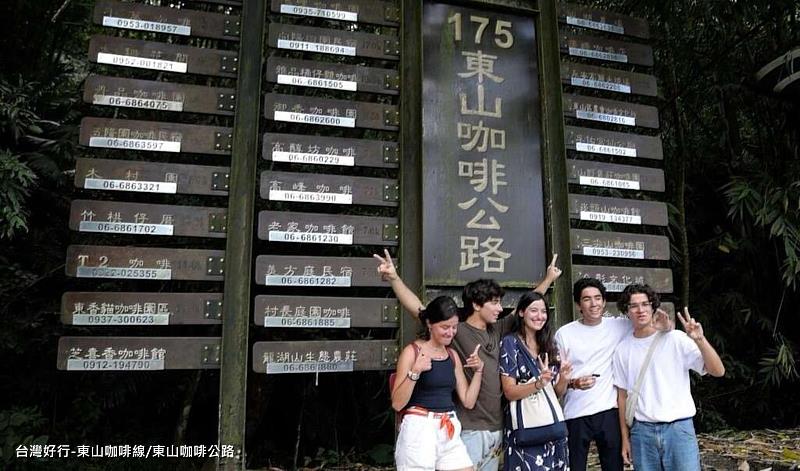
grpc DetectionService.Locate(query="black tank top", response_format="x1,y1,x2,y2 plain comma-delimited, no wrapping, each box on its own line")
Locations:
406,354,456,412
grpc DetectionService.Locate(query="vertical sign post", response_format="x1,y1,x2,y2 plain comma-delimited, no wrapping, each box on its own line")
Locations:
422,3,547,288
218,0,266,468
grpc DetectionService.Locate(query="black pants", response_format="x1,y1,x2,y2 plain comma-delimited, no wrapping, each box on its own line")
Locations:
566,408,623,471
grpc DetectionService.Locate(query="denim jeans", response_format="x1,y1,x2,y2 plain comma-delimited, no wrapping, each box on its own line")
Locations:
460,429,503,471
630,418,701,471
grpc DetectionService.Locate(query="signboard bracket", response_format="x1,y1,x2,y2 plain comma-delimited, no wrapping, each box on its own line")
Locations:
217,93,237,112
206,256,225,276
212,172,230,191
382,223,399,243
209,213,228,234
381,344,399,367
383,183,399,203
382,304,399,323
202,344,221,366
205,299,223,320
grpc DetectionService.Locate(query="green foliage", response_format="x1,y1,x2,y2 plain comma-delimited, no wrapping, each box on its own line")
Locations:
0,77,77,239
758,336,800,386
0,407,48,468
0,79,44,239
723,177,800,287
0,151,36,238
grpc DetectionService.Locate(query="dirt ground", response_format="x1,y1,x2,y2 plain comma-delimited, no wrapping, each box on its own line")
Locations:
583,428,800,470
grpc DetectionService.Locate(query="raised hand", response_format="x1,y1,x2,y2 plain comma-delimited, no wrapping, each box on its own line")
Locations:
546,254,562,281
677,307,705,341
653,307,674,332
558,350,573,382
465,344,484,371
373,248,398,281
536,352,555,385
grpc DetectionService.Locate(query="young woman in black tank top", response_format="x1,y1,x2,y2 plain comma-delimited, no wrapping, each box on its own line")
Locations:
391,296,485,471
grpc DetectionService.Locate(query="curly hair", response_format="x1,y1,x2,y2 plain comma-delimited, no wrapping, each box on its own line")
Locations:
617,283,661,313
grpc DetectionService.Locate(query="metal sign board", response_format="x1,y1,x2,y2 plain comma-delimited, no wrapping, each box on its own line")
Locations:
93,0,241,40
563,93,659,129
257,211,398,246
265,57,399,95
89,35,238,78
74,158,230,196
254,295,399,329
567,159,665,192
267,23,399,61
58,337,221,370
253,340,398,373
605,302,675,318
264,93,399,131
80,117,233,155
560,33,653,66
569,194,668,226
69,200,227,238
260,171,398,207
84,75,236,115
573,265,673,293
571,228,669,261
66,245,225,281
562,62,657,97
263,133,398,169
271,0,400,26
61,292,223,325
422,3,546,287
558,3,650,39
255,255,387,287
565,125,663,160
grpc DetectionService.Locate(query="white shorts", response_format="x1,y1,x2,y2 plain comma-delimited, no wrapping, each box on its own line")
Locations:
395,411,472,471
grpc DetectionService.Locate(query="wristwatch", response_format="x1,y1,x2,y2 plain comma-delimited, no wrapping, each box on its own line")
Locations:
407,370,420,381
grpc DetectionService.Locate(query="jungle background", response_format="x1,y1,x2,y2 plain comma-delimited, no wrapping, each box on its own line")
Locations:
1,0,799,469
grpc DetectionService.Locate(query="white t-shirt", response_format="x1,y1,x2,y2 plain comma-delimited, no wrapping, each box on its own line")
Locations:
555,316,631,420
613,330,706,423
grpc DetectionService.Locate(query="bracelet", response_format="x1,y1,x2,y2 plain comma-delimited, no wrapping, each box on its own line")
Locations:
475,368,484,374
534,378,544,390
567,379,576,389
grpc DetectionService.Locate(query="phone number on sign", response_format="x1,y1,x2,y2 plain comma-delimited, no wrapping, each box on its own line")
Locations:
69,359,163,370
78,314,160,325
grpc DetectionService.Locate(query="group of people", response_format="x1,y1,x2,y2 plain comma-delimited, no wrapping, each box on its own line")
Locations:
375,250,725,471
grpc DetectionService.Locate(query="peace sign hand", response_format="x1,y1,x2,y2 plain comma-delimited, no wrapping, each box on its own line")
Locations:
558,350,573,382
536,352,554,385
373,249,398,281
677,307,705,342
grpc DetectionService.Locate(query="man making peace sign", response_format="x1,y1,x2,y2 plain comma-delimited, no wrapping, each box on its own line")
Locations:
613,283,725,471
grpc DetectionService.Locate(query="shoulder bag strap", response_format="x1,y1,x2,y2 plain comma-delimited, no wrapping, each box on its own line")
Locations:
625,331,666,427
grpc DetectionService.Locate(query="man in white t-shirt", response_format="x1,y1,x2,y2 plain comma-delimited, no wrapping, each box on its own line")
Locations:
555,278,671,471
555,278,628,471
613,284,724,470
